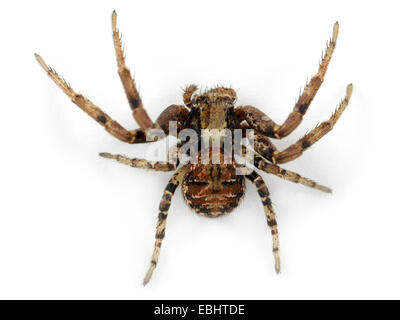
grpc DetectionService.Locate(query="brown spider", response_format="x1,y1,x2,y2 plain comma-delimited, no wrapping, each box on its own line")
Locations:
35,11,352,285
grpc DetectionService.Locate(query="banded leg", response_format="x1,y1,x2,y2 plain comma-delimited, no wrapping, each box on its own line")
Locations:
250,150,332,193
274,84,352,163
240,84,352,164
36,54,188,144
236,22,339,138
246,171,280,273
99,153,178,171
35,54,135,143
112,11,153,130
143,166,188,285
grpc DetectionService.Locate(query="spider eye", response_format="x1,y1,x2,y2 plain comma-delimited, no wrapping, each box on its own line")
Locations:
216,96,235,104
195,96,209,105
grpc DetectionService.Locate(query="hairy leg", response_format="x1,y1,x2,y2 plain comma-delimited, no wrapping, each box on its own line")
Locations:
236,22,340,138
240,83,352,164
143,166,188,285
99,152,178,171
241,145,331,192
246,171,280,273
36,52,188,144
35,54,136,143
112,11,154,130
274,84,352,163
36,52,188,143
249,150,332,193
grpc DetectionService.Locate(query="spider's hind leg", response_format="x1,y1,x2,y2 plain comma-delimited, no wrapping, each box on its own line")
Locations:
143,166,188,285
246,171,280,273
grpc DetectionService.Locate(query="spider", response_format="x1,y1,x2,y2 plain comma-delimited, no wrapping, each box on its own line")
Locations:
35,11,352,285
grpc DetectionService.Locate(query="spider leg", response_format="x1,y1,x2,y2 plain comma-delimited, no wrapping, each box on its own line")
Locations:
236,22,339,139
100,141,182,169
99,153,178,171
111,11,155,130
274,84,352,163
112,11,189,138
241,145,331,192
143,166,188,285
239,83,352,164
36,54,188,144
248,148,332,193
35,54,136,143
240,123,278,163
246,171,280,273
274,22,339,138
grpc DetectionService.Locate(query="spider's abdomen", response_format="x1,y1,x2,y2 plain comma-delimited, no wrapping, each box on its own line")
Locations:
182,150,245,217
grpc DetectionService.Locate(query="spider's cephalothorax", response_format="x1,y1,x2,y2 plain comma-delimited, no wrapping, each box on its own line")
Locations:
36,11,352,285
181,87,240,141
194,87,240,131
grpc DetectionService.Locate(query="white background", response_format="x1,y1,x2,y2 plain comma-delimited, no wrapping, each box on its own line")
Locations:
0,0,398,299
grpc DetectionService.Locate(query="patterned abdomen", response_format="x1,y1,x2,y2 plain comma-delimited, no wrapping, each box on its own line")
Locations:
182,154,245,217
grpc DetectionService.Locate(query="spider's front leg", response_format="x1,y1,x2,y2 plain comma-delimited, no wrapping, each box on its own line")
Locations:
112,11,153,130
35,54,188,144
246,171,280,273
236,22,339,139
35,54,136,143
112,11,191,138
239,83,352,164
143,166,188,285
272,84,352,163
